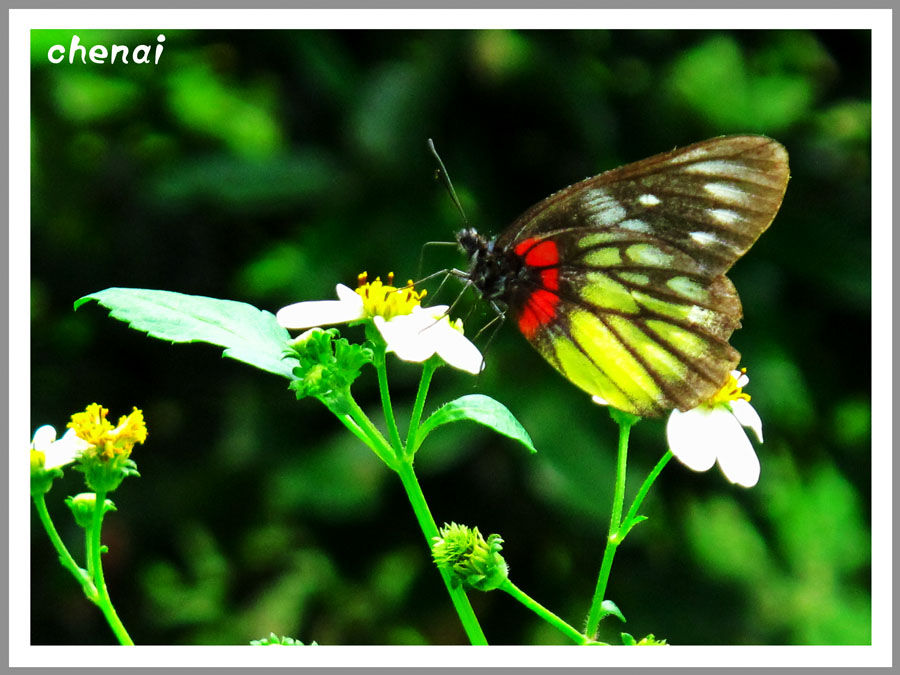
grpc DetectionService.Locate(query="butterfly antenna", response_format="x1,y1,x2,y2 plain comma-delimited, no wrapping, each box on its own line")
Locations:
427,138,468,225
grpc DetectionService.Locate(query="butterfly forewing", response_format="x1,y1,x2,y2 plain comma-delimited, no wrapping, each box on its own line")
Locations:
490,136,789,418
500,136,788,276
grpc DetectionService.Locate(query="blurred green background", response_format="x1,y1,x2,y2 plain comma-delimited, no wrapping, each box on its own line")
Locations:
30,29,871,646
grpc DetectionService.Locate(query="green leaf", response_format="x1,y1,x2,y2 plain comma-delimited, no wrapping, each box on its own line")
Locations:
600,599,627,624
75,288,299,379
620,632,636,645
414,394,536,455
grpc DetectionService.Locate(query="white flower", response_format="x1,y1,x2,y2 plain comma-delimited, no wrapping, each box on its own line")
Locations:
277,276,484,375
31,424,91,470
373,305,484,374
666,370,763,488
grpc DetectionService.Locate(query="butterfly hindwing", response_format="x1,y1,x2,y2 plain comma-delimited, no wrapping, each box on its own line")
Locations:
511,231,743,416
490,136,789,418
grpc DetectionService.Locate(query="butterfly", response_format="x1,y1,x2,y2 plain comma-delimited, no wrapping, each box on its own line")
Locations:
457,135,789,418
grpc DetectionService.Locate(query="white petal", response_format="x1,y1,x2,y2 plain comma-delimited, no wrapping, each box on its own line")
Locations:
276,285,365,329
43,429,91,470
710,409,760,487
31,425,58,452
731,398,763,443
335,284,361,304
591,395,610,406
375,314,436,362
375,307,484,373
666,407,718,472
429,322,484,374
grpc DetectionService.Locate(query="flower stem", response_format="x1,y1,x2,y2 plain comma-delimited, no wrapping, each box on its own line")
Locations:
585,412,635,638
332,411,371,447
373,346,404,456
87,490,134,646
404,360,437,457
501,579,599,645
339,392,398,469
621,450,673,538
32,494,96,602
395,460,488,645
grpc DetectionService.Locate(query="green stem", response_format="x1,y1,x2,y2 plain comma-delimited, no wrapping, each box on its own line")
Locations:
340,392,398,469
502,579,599,645
404,360,437,457
621,450,673,538
585,414,634,638
609,418,632,536
333,410,378,450
32,494,96,602
85,523,95,579
88,490,134,646
373,347,404,456
395,461,488,645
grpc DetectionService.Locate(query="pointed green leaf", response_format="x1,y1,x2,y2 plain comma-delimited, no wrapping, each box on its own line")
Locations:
600,599,627,624
414,394,535,454
75,288,299,379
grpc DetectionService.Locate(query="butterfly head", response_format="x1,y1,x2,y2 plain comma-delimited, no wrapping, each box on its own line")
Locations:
456,227,521,302
456,227,491,258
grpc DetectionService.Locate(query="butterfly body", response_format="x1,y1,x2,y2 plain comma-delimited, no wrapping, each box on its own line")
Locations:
458,135,789,418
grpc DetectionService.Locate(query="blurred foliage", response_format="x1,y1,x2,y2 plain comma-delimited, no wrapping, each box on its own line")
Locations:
30,29,871,646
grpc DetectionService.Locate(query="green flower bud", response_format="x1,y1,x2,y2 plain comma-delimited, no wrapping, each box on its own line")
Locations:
636,634,668,646
432,522,508,592
31,457,63,497
288,327,373,401
65,492,116,529
250,632,317,646
75,454,140,494
621,632,668,646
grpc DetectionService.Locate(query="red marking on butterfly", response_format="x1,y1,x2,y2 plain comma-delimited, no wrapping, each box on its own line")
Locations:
514,238,561,339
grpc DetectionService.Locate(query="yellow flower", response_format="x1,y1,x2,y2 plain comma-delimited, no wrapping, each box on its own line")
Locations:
354,271,425,320
68,403,148,462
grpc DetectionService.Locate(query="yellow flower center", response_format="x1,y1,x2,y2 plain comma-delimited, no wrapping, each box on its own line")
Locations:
355,271,426,321
707,368,751,407
68,403,148,461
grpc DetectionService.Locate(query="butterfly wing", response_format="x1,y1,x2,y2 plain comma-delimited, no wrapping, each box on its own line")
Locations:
498,136,789,417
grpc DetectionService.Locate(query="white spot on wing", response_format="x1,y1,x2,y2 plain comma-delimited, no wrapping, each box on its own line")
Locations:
689,231,719,246
619,219,651,233
687,305,720,330
683,160,753,180
582,188,627,226
672,146,714,163
708,208,742,225
704,182,748,206
638,193,661,207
